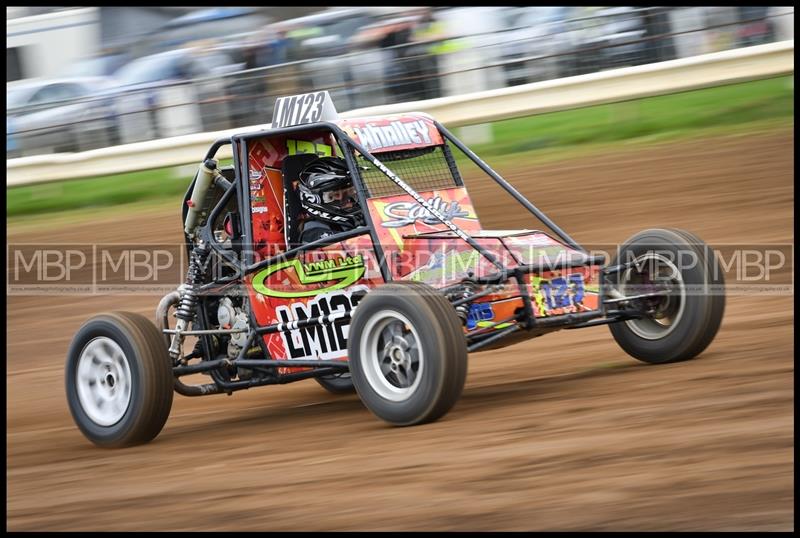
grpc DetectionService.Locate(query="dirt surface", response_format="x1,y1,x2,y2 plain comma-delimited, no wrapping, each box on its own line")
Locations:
6,129,794,531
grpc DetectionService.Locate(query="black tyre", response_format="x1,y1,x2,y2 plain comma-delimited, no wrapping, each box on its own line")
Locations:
65,312,174,448
315,371,356,395
608,228,725,364
348,281,468,426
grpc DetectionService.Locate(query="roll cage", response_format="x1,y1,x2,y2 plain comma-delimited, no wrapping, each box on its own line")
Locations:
171,117,638,396
186,119,602,276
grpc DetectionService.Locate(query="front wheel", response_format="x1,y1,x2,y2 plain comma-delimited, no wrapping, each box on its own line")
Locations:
608,228,725,364
65,312,174,447
348,281,468,426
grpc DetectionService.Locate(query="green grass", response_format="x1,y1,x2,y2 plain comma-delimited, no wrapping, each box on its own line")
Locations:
7,76,793,220
7,159,233,219
462,75,793,162
7,167,190,218
7,197,180,231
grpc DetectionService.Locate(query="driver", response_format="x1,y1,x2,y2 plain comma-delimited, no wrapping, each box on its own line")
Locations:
297,156,364,243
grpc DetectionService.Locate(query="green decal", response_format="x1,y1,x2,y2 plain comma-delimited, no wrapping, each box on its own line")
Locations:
529,274,549,315
476,321,513,329
286,139,332,158
253,255,365,297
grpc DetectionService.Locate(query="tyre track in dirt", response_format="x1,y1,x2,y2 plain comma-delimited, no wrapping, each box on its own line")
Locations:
6,128,794,531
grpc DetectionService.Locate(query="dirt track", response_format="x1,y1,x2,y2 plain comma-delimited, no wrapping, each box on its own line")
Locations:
6,129,794,531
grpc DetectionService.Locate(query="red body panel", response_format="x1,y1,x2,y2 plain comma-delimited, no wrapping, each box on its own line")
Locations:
247,131,339,259
241,123,600,367
337,113,443,153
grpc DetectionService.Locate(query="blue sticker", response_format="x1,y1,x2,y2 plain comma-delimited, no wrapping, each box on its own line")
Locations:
466,302,495,330
541,273,585,310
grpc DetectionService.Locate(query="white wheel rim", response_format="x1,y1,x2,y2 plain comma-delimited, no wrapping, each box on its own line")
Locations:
621,253,686,340
76,337,132,426
359,310,424,402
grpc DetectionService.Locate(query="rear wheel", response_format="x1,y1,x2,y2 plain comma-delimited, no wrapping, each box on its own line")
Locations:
66,312,174,447
608,228,725,364
348,281,467,426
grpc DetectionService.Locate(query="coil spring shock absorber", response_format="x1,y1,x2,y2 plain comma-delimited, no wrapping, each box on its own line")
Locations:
451,280,479,325
168,241,210,360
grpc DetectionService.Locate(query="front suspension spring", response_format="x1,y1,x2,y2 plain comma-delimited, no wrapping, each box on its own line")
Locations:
175,242,210,322
451,280,479,323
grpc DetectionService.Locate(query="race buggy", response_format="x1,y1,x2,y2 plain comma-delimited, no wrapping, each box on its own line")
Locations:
66,92,725,447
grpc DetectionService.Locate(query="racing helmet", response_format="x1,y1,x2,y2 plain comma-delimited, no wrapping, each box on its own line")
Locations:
297,156,364,228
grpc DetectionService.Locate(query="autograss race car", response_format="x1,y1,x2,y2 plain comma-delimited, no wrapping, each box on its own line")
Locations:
66,91,725,447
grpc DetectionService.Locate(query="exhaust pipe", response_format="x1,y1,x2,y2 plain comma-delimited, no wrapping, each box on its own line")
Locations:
184,159,217,235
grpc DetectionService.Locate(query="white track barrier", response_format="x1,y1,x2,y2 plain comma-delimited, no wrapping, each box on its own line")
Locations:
6,40,794,187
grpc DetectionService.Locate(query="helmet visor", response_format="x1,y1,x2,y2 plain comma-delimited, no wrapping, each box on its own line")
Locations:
321,185,358,208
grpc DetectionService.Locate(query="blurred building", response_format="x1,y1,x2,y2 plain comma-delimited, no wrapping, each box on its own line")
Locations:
6,6,78,19
98,7,193,50
7,7,100,81
6,6,325,82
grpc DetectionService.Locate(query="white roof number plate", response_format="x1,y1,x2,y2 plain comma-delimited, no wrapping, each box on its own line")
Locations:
271,91,339,129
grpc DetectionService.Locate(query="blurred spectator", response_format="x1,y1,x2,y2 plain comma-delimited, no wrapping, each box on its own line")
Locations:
736,7,775,47
412,8,447,42
641,7,677,64
255,28,290,68
228,38,267,127
407,8,449,100
704,7,738,52
379,16,416,100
